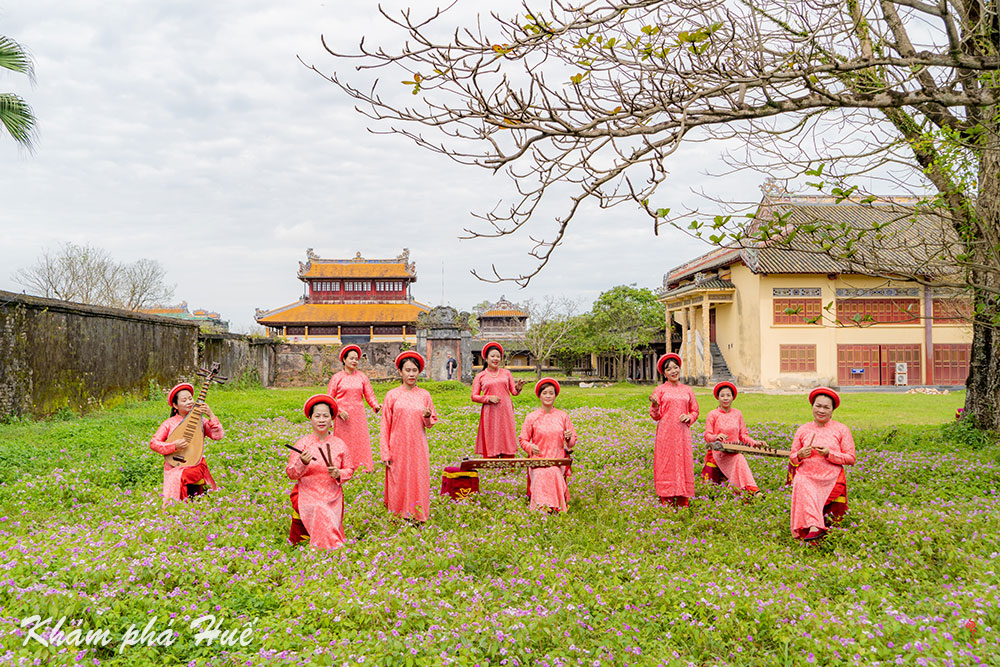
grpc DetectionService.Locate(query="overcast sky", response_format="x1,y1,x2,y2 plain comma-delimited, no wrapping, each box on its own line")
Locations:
0,1,765,332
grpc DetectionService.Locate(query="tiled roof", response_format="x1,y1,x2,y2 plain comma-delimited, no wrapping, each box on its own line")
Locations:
665,197,957,283
299,262,415,279
666,247,741,282
481,309,528,317
748,200,957,276
660,278,735,300
256,301,429,325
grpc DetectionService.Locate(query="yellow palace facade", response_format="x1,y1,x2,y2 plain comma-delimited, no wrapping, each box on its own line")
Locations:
658,195,972,390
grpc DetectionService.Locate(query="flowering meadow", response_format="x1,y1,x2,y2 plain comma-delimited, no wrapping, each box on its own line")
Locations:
0,384,997,666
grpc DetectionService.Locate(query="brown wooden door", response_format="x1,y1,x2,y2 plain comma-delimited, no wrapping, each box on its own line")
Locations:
837,345,881,386
933,344,971,385
709,308,717,343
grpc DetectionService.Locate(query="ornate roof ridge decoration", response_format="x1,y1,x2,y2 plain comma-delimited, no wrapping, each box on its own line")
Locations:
476,295,529,317
297,248,417,278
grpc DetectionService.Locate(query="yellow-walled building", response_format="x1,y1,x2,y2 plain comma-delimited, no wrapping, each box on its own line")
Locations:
658,195,972,390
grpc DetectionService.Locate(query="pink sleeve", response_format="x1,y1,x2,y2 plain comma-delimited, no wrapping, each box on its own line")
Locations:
148,420,176,455
336,443,355,482
687,388,699,421
827,425,856,466
519,412,535,454
362,375,379,410
703,411,719,443
789,426,807,466
379,395,393,462
508,371,521,396
423,394,438,428
471,373,489,404
649,388,662,421
563,414,578,449
738,414,755,445
203,417,224,441
286,449,307,480
326,373,339,397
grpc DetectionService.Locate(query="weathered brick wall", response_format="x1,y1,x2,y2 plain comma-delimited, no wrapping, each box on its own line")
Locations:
274,342,410,387
199,333,279,387
0,290,198,418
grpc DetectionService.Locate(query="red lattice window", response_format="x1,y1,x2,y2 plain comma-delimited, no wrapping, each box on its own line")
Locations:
779,345,817,373
932,299,971,324
836,298,920,324
773,298,822,325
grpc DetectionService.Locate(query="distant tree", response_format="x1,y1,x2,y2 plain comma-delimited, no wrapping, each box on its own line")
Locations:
589,285,663,381
13,242,175,311
521,295,581,378
0,34,37,150
550,313,595,375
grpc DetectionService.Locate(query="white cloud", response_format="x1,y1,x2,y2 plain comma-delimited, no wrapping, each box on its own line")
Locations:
0,1,764,333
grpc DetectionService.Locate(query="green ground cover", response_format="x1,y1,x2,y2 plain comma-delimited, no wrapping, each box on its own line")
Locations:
0,383,995,666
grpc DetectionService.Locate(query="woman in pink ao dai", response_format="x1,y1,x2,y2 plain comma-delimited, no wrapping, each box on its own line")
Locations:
520,378,577,512
702,381,762,494
328,345,381,473
286,394,354,550
471,341,525,458
789,387,856,542
380,352,438,522
649,353,699,507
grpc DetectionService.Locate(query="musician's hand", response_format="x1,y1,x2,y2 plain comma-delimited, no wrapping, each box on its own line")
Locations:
756,441,768,449
299,451,313,465
531,444,541,456
488,396,500,405
798,446,812,461
339,411,349,422
374,405,382,414
815,446,830,457
716,433,729,443
564,430,572,441
201,405,216,420
173,438,189,450
383,459,392,469
423,407,433,418
679,413,692,424
328,466,340,480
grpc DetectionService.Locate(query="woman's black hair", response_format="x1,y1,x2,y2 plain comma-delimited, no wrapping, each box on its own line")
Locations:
168,389,190,418
308,399,334,417
397,357,421,372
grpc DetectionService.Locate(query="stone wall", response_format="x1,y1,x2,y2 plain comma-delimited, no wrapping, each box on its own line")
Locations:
0,290,198,418
199,333,280,387
274,342,410,387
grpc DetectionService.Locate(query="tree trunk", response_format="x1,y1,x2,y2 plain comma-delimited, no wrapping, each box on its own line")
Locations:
964,143,1000,430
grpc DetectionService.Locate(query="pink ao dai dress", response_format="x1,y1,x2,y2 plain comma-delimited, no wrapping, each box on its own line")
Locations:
471,368,520,457
328,370,380,473
788,420,856,539
379,385,439,522
285,433,354,550
148,414,223,505
702,407,760,492
519,408,578,512
649,382,699,500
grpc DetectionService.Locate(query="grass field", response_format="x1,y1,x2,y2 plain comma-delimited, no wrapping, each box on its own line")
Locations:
0,382,996,666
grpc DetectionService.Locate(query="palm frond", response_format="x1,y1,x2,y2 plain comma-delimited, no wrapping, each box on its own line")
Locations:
0,92,37,150
0,35,35,82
